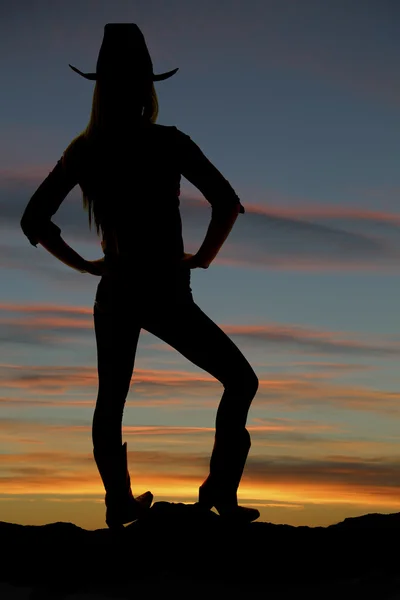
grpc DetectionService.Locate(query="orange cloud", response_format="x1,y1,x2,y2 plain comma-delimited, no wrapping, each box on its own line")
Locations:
2,302,399,358
2,444,400,513
1,362,400,415
224,323,400,357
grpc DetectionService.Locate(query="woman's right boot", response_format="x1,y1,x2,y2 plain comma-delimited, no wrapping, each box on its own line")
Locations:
93,441,153,529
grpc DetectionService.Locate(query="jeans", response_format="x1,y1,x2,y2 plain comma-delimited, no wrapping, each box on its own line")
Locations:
92,266,259,465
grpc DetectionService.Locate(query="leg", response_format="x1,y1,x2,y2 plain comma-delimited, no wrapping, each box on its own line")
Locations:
141,299,258,431
92,302,152,528
140,298,259,512
92,302,141,453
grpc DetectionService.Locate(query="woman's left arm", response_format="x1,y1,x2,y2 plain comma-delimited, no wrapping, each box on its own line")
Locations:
37,231,89,273
20,141,93,273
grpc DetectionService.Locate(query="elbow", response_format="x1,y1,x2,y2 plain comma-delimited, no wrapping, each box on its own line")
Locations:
20,217,39,248
20,216,27,236
212,201,244,219
210,194,245,216
20,210,31,235
20,215,61,248
233,201,245,214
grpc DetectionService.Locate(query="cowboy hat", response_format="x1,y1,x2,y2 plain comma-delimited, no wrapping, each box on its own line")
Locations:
69,23,179,82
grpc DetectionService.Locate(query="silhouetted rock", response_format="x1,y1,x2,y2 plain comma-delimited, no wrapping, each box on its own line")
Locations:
1,503,400,599
329,511,400,529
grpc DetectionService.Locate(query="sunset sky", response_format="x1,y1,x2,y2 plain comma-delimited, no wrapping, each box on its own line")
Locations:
1,0,400,530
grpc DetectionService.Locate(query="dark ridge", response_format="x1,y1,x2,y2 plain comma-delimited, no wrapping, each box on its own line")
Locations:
1,503,400,599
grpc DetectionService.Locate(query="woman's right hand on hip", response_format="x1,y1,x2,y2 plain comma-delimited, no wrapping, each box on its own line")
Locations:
180,253,208,269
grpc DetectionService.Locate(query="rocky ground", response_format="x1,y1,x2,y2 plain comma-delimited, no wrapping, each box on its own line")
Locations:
1,502,400,599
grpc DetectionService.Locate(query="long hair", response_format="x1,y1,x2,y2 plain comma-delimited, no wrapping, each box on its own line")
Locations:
63,78,159,240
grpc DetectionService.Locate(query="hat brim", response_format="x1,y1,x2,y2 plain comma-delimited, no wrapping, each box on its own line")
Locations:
68,64,178,81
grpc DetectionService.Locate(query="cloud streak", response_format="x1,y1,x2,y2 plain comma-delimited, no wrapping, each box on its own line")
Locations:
2,303,400,415
2,302,400,357
225,322,400,357
1,440,400,509
2,166,400,273
2,363,400,416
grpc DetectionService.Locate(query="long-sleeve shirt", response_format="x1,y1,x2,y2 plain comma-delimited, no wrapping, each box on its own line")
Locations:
20,123,245,273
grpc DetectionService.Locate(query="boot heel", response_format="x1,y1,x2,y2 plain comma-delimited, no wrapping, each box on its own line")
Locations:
198,480,260,522
198,429,259,521
198,482,214,510
106,518,125,531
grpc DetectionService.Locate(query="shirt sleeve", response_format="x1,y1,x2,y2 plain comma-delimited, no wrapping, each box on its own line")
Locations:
20,140,82,248
173,127,245,214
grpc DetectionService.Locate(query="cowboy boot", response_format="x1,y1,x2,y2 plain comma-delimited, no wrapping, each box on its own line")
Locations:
93,441,153,529
198,428,260,522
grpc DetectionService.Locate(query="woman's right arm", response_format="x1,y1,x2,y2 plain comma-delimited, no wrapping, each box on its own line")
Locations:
174,127,245,268
193,203,241,268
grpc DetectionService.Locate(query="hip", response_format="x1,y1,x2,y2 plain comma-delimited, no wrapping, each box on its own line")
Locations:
94,262,193,313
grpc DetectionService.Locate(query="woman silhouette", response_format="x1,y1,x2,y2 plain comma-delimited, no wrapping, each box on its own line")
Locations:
20,23,260,529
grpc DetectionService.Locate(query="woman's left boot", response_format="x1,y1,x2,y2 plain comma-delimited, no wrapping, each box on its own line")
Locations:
198,429,260,522
93,441,153,529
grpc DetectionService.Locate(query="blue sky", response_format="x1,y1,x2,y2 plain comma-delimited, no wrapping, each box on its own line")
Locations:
1,0,400,529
